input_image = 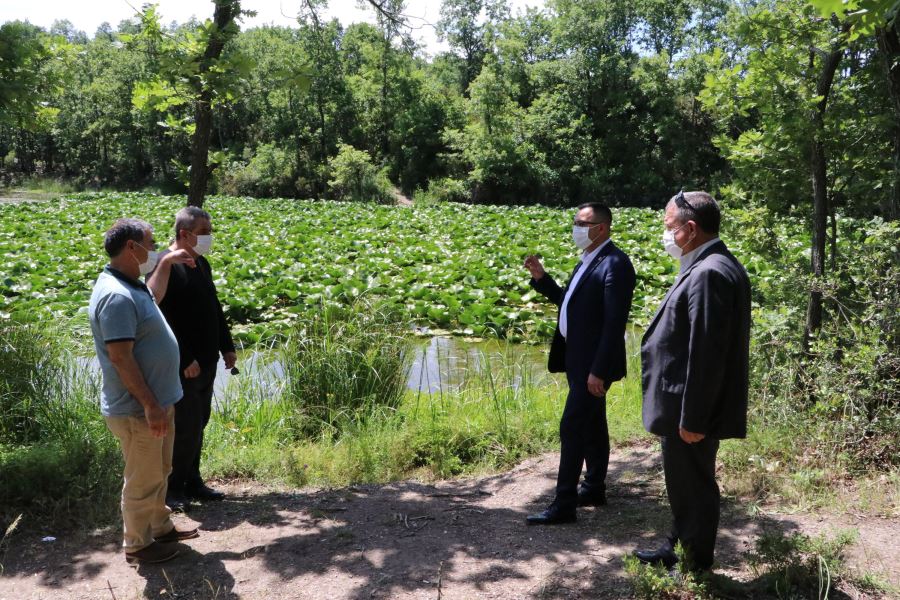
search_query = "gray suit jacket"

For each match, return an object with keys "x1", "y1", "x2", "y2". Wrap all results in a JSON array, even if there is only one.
[{"x1": 640, "y1": 240, "x2": 751, "y2": 439}]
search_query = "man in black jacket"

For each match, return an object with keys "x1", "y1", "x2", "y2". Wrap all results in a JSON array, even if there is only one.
[
  {"x1": 523, "y1": 202, "x2": 636, "y2": 524},
  {"x1": 148, "y1": 206, "x2": 236, "y2": 511},
  {"x1": 634, "y1": 191, "x2": 751, "y2": 572}
]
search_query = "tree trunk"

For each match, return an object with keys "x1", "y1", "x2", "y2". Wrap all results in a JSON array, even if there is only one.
[
  {"x1": 829, "y1": 202, "x2": 837, "y2": 271},
  {"x1": 804, "y1": 44, "x2": 845, "y2": 347},
  {"x1": 877, "y1": 22, "x2": 900, "y2": 220},
  {"x1": 187, "y1": 0, "x2": 239, "y2": 208},
  {"x1": 380, "y1": 33, "x2": 391, "y2": 158}
]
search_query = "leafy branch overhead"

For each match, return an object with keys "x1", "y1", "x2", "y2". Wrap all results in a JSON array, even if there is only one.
[{"x1": 809, "y1": 0, "x2": 900, "y2": 38}]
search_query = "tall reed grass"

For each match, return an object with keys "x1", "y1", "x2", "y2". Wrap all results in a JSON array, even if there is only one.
[
  {"x1": 280, "y1": 300, "x2": 410, "y2": 437},
  {"x1": 0, "y1": 321, "x2": 120, "y2": 528}
]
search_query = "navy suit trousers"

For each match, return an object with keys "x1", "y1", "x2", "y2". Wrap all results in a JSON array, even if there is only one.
[{"x1": 555, "y1": 372, "x2": 609, "y2": 509}]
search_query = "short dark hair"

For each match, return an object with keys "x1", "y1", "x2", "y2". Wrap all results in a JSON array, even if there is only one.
[
  {"x1": 104, "y1": 218, "x2": 151, "y2": 257},
  {"x1": 576, "y1": 202, "x2": 613, "y2": 225},
  {"x1": 174, "y1": 206, "x2": 211, "y2": 238},
  {"x1": 669, "y1": 191, "x2": 720, "y2": 235}
]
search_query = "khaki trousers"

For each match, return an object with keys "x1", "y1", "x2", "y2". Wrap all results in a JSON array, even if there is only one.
[{"x1": 105, "y1": 406, "x2": 176, "y2": 552}]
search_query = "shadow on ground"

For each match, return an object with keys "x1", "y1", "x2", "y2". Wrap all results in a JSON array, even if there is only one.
[{"x1": 0, "y1": 446, "x2": 844, "y2": 599}]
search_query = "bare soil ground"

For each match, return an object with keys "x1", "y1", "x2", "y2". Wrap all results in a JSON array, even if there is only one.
[{"x1": 1, "y1": 444, "x2": 897, "y2": 599}]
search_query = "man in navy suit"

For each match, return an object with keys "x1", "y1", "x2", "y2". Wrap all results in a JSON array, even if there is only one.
[
  {"x1": 523, "y1": 202, "x2": 636, "y2": 524},
  {"x1": 634, "y1": 191, "x2": 751, "y2": 571}
]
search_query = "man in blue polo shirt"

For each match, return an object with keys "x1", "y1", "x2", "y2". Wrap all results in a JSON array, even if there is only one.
[{"x1": 88, "y1": 218, "x2": 199, "y2": 564}]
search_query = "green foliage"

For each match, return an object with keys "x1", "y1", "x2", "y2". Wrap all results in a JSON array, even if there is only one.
[
  {"x1": 0, "y1": 321, "x2": 120, "y2": 528},
  {"x1": 0, "y1": 0, "x2": 826, "y2": 208},
  {"x1": 219, "y1": 143, "x2": 297, "y2": 197},
  {"x1": 280, "y1": 300, "x2": 411, "y2": 437},
  {"x1": 809, "y1": 0, "x2": 900, "y2": 39},
  {"x1": 699, "y1": 0, "x2": 893, "y2": 216},
  {"x1": 739, "y1": 215, "x2": 900, "y2": 470},
  {"x1": 747, "y1": 529, "x2": 859, "y2": 598},
  {"x1": 624, "y1": 548, "x2": 713, "y2": 600},
  {"x1": 413, "y1": 177, "x2": 470, "y2": 204},
  {"x1": 0, "y1": 21, "x2": 56, "y2": 129},
  {"x1": 327, "y1": 144, "x2": 394, "y2": 203},
  {"x1": 0, "y1": 437, "x2": 120, "y2": 527}
]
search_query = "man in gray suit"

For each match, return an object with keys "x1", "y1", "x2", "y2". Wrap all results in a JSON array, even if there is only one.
[{"x1": 633, "y1": 191, "x2": 751, "y2": 572}]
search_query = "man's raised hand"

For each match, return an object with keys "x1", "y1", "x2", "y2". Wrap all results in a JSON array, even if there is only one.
[{"x1": 524, "y1": 255, "x2": 546, "y2": 280}]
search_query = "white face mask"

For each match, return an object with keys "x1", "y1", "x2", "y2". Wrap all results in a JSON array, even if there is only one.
[
  {"x1": 192, "y1": 234, "x2": 213, "y2": 256},
  {"x1": 662, "y1": 224, "x2": 690, "y2": 259},
  {"x1": 572, "y1": 225, "x2": 593, "y2": 250},
  {"x1": 136, "y1": 246, "x2": 159, "y2": 275}
]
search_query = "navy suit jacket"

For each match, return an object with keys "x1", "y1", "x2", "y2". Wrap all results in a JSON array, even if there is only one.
[
  {"x1": 640, "y1": 240, "x2": 751, "y2": 439},
  {"x1": 531, "y1": 240, "x2": 636, "y2": 382}
]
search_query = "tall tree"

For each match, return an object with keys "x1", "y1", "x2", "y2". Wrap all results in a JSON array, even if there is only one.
[
  {"x1": 127, "y1": 1, "x2": 249, "y2": 207},
  {"x1": 437, "y1": 0, "x2": 509, "y2": 95},
  {"x1": 808, "y1": 0, "x2": 900, "y2": 218},
  {"x1": 806, "y1": 25, "x2": 847, "y2": 341},
  {"x1": 187, "y1": 0, "x2": 244, "y2": 207},
  {"x1": 700, "y1": 0, "x2": 890, "y2": 348},
  {"x1": 0, "y1": 21, "x2": 58, "y2": 174}
]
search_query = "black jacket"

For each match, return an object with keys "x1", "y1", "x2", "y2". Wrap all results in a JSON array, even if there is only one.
[{"x1": 155, "y1": 252, "x2": 235, "y2": 370}]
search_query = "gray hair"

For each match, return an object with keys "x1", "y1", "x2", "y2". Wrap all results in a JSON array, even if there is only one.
[
  {"x1": 174, "y1": 206, "x2": 211, "y2": 238},
  {"x1": 667, "y1": 191, "x2": 720, "y2": 235},
  {"x1": 104, "y1": 218, "x2": 151, "y2": 257}
]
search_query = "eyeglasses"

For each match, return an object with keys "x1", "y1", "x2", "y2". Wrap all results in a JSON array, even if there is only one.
[
  {"x1": 136, "y1": 241, "x2": 158, "y2": 252},
  {"x1": 673, "y1": 189, "x2": 697, "y2": 213},
  {"x1": 573, "y1": 220, "x2": 606, "y2": 227}
]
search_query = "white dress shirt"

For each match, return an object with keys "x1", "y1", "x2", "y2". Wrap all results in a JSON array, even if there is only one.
[
  {"x1": 679, "y1": 237, "x2": 720, "y2": 274},
  {"x1": 559, "y1": 238, "x2": 611, "y2": 340}
]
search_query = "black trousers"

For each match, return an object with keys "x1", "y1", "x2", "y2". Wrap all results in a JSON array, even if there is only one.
[
  {"x1": 168, "y1": 364, "x2": 217, "y2": 495},
  {"x1": 661, "y1": 435, "x2": 721, "y2": 570},
  {"x1": 554, "y1": 373, "x2": 609, "y2": 510}
]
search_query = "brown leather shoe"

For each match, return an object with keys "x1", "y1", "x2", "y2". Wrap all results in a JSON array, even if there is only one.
[
  {"x1": 125, "y1": 541, "x2": 179, "y2": 564},
  {"x1": 155, "y1": 526, "x2": 200, "y2": 543}
]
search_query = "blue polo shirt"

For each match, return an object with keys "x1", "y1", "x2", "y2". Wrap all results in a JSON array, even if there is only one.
[{"x1": 88, "y1": 266, "x2": 182, "y2": 417}]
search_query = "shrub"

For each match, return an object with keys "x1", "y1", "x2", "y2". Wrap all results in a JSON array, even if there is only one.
[
  {"x1": 0, "y1": 437, "x2": 120, "y2": 527},
  {"x1": 327, "y1": 144, "x2": 394, "y2": 203},
  {"x1": 219, "y1": 143, "x2": 296, "y2": 198},
  {"x1": 412, "y1": 177, "x2": 470, "y2": 204},
  {"x1": 744, "y1": 217, "x2": 900, "y2": 470}
]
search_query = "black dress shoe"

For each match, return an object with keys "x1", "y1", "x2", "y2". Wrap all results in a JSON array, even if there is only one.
[
  {"x1": 633, "y1": 547, "x2": 678, "y2": 569},
  {"x1": 166, "y1": 494, "x2": 190, "y2": 513},
  {"x1": 577, "y1": 491, "x2": 607, "y2": 507},
  {"x1": 185, "y1": 483, "x2": 225, "y2": 501},
  {"x1": 525, "y1": 503, "x2": 577, "y2": 525}
]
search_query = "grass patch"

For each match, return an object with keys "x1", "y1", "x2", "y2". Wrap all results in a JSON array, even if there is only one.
[
  {"x1": 624, "y1": 544, "x2": 717, "y2": 600},
  {"x1": 0, "y1": 321, "x2": 120, "y2": 531},
  {"x1": 624, "y1": 530, "x2": 886, "y2": 599},
  {"x1": 746, "y1": 529, "x2": 870, "y2": 598},
  {"x1": 204, "y1": 317, "x2": 647, "y2": 487},
  {"x1": 719, "y1": 422, "x2": 900, "y2": 516},
  {"x1": 280, "y1": 300, "x2": 410, "y2": 437}
]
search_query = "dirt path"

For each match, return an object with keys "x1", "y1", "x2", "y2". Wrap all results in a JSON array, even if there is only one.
[{"x1": 1, "y1": 445, "x2": 897, "y2": 599}]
